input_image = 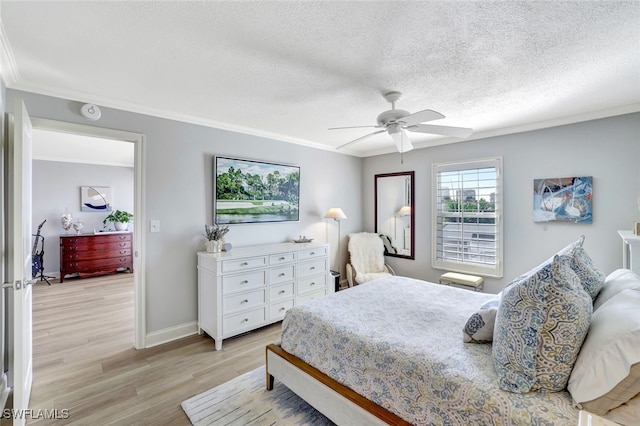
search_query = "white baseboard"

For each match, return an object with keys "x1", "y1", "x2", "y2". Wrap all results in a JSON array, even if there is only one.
[{"x1": 144, "y1": 321, "x2": 199, "y2": 348}]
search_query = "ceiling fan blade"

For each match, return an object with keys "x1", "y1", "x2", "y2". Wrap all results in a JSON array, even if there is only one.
[
  {"x1": 408, "y1": 124, "x2": 473, "y2": 138},
  {"x1": 400, "y1": 109, "x2": 445, "y2": 127},
  {"x1": 329, "y1": 125, "x2": 380, "y2": 130},
  {"x1": 335, "y1": 129, "x2": 386, "y2": 150},
  {"x1": 389, "y1": 129, "x2": 414, "y2": 153}
]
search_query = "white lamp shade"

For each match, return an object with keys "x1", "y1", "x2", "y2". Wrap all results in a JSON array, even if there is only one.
[
  {"x1": 324, "y1": 207, "x2": 347, "y2": 220},
  {"x1": 397, "y1": 205, "x2": 411, "y2": 216}
]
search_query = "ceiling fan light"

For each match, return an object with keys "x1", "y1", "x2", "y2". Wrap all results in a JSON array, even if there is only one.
[{"x1": 389, "y1": 129, "x2": 413, "y2": 153}]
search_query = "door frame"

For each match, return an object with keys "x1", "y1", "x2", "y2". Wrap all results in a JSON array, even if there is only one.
[{"x1": 30, "y1": 117, "x2": 146, "y2": 349}]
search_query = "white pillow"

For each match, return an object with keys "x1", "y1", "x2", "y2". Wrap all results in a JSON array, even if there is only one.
[
  {"x1": 593, "y1": 269, "x2": 640, "y2": 310},
  {"x1": 462, "y1": 297, "x2": 500, "y2": 343},
  {"x1": 568, "y1": 288, "x2": 640, "y2": 414}
]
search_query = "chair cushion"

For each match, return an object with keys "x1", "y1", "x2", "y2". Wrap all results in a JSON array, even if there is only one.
[{"x1": 441, "y1": 272, "x2": 484, "y2": 287}]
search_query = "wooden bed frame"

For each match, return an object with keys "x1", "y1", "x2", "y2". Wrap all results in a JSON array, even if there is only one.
[{"x1": 266, "y1": 343, "x2": 411, "y2": 425}]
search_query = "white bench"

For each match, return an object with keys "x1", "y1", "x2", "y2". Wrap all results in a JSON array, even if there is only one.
[{"x1": 439, "y1": 272, "x2": 484, "y2": 292}]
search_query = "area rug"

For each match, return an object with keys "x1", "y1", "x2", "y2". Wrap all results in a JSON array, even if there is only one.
[{"x1": 181, "y1": 366, "x2": 334, "y2": 425}]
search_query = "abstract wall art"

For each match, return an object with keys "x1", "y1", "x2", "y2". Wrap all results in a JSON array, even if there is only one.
[{"x1": 533, "y1": 176, "x2": 592, "y2": 223}]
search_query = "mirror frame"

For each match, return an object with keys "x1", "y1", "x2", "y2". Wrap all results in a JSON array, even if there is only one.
[{"x1": 374, "y1": 171, "x2": 415, "y2": 260}]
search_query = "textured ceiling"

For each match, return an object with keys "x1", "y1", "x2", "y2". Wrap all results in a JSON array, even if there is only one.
[{"x1": 1, "y1": 1, "x2": 639, "y2": 157}]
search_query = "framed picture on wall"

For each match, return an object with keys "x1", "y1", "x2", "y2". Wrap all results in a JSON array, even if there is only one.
[
  {"x1": 214, "y1": 156, "x2": 300, "y2": 224},
  {"x1": 80, "y1": 186, "x2": 112, "y2": 212},
  {"x1": 533, "y1": 176, "x2": 592, "y2": 223}
]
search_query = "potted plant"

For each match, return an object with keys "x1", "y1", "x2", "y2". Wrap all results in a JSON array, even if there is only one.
[
  {"x1": 103, "y1": 210, "x2": 134, "y2": 231},
  {"x1": 204, "y1": 224, "x2": 229, "y2": 252}
]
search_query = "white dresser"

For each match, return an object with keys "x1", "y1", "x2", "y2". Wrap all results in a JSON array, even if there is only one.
[{"x1": 197, "y1": 242, "x2": 332, "y2": 350}]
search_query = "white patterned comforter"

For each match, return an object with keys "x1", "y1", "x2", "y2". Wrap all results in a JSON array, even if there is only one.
[{"x1": 281, "y1": 276, "x2": 579, "y2": 425}]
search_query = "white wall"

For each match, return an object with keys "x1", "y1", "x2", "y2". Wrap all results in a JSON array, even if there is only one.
[
  {"x1": 32, "y1": 160, "x2": 134, "y2": 276},
  {"x1": 7, "y1": 89, "x2": 363, "y2": 336},
  {"x1": 363, "y1": 113, "x2": 640, "y2": 294}
]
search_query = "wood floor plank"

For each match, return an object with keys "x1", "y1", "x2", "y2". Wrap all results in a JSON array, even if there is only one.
[{"x1": 2, "y1": 273, "x2": 283, "y2": 425}]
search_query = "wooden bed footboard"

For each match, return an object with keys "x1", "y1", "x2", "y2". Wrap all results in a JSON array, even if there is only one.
[{"x1": 265, "y1": 344, "x2": 410, "y2": 426}]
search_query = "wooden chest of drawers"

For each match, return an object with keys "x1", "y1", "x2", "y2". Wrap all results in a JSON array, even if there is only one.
[
  {"x1": 59, "y1": 233, "x2": 133, "y2": 282},
  {"x1": 197, "y1": 242, "x2": 332, "y2": 350}
]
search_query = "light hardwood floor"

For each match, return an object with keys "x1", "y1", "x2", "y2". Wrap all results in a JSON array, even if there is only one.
[{"x1": 14, "y1": 273, "x2": 282, "y2": 425}]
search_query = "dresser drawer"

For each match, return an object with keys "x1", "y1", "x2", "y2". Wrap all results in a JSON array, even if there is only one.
[
  {"x1": 63, "y1": 256, "x2": 132, "y2": 271},
  {"x1": 298, "y1": 258, "x2": 327, "y2": 278},
  {"x1": 270, "y1": 299, "x2": 294, "y2": 321},
  {"x1": 297, "y1": 246, "x2": 327, "y2": 260},
  {"x1": 297, "y1": 289, "x2": 327, "y2": 304},
  {"x1": 223, "y1": 289, "x2": 265, "y2": 314},
  {"x1": 269, "y1": 252, "x2": 295, "y2": 265},
  {"x1": 61, "y1": 241, "x2": 131, "y2": 252},
  {"x1": 62, "y1": 248, "x2": 131, "y2": 261},
  {"x1": 222, "y1": 256, "x2": 267, "y2": 273},
  {"x1": 270, "y1": 265, "x2": 295, "y2": 284},
  {"x1": 222, "y1": 271, "x2": 266, "y2": 294},
  {"x1": 270, "y1": 282, "x2": 294, "y2": 301},
  {"x1": 298, "y1": 274, "x2": 326, "y2": 295},
  {"x1": 223, "y1": 308, "x2": 266, "y2": 335}
]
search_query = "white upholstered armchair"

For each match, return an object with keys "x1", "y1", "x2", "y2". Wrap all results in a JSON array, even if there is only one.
[{"x1": 345, "y1": 232, "x2": 395, "y2": 287}]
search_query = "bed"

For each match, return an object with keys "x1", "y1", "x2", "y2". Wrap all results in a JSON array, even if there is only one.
[
  {"x1": 266, "y1": 269, "x2": 640, "y2": 425},
  {"x1": 267, "y1": 276, "x2": 580, "y2": 425}
]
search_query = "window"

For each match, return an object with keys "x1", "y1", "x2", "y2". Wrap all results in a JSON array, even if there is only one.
[{"x1": 432, "y1": 158, "x2": 503, "y2": 277}]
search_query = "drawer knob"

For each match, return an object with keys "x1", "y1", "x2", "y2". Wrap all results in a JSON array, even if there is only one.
[
  {"x1": 241, "y1": 299, "x2": 248, "y2": 304},
  {"x1": 310, "y1": 266, "x2": 315, "y2": 270},
  {"x1": 279, "y1": 257, "x2": 285, "y2": 260},
  {"x1": 279, "y1": 290, "x2": 285, "y2": 294},
  {"x1": 242, "y1": 318, "x2": 249, "y2": 323},
  {"x1": 279, "y1": 273, "x2": 285, "y2": 277},
  {"x1": 310, "y1": 282, "x2": 316, "y2": 286},
  {"x1": 310, "y1": 252, "x2": 315, "y2": 255},
  {"x1": 279, "y1": 307, "x2": 285, "y2": 312},
  {"x1": 241, "y1": 262, "x2": 249, "y2": 266}
]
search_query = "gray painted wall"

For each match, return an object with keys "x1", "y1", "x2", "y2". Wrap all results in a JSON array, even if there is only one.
[
  {"x1": 363, "y1": 113, "x2": 640, "y2": 294},
  {"x1": 32, "y1": 160, "x2": 134, "y2": 276},
  {"x1": 7, "y1": 89, "x2": 362, "y2": 335},
  {"x1": 7, "y1": 89, "x2": 639, "y2": 340}
]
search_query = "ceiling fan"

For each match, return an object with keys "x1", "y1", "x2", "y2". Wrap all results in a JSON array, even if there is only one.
[{"x1": 330, "y1": 91, "x2": 473, "y2": 153}]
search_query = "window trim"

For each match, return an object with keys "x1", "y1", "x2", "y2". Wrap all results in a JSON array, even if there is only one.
[{"x1": 431, "y1": 157, "x2": 503, "y2": 278}]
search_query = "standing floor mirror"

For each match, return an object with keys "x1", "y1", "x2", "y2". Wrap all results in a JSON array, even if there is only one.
[{"x1": 375, "y1": 171, "x2": 415, "y2": 259}]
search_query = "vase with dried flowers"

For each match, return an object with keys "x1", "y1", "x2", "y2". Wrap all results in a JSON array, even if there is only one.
[{"x1": 204, "y1": 224, "x2": 229, "y2": 252}]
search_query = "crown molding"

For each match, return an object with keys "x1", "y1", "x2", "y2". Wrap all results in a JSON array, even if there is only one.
[{"x1": 0, "y1": 17, "x2": 19, "y2": 86}]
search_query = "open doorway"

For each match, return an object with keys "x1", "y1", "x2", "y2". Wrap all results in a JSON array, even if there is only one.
[{"x1": 29, "y1": 118, "x2": 145, "y2": 349}]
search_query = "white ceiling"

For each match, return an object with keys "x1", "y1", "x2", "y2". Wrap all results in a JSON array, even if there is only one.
[
  {"x1": 2, "y1": 1, "x2": 639, "y2": 157},
  {"x1": 32, "y1": 129, "x2": 134, "y2": 168}
]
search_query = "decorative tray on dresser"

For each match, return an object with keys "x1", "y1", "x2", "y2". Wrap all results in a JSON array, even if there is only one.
[
  {"x1": 197, "y1": 242, "x2": 332, "y2": 350},
  {"x1": 59, "y1": 232, "x2": 133, "y2": 283}
]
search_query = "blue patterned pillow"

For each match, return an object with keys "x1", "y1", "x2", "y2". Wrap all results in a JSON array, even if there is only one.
[
  {"x1": 571, "y1": 246, "x2": 605, "y2": 299},
  {"x1": 534, "y1": 255, "x2": 592, "y2": 391},
  {"x1": 493, "y1": 255, "x2": 592, "y2": 393}
]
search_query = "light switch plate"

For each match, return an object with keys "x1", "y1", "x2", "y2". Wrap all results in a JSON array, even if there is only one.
[{"x1": 150, "y1": 220, "x2": 160, "y2": 233}]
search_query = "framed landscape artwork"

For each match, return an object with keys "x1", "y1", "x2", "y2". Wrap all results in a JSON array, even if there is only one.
[
  {"x1": 533, "y1": 176, "x2": 592, "y2": 223},
  {"x1": 214, "y1": 156, "x2": 300, "y2": 224}
]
